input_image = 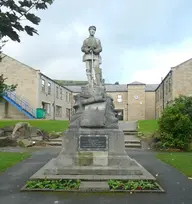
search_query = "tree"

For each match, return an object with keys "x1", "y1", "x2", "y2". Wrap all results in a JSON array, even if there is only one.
[
  {"x1": 0, "y1": 0, "x2": 54, "y2": 59},
  {"x1": 0, "y1": 74, "x2": 17, "y2": 96},
  {"x1": 114, "y1": 82, "x2": 119, "y2": 85},
  {"x1": 158, "y1": 95, "x2": 192, "y2": 150}
]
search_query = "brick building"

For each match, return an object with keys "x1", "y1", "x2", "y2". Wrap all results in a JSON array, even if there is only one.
[{"x1": 0, "y1": 54, "x2": 192, "y2": 121}]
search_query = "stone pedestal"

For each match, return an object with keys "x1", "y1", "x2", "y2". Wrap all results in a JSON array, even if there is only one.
[
  {"x1": 44, "y1": 128, "x2": 140, "y2": 175},
  {"x1": 30, "y1": 128, "x2": 155, "y2": 181},
  {"x1": 29, "y1": 85, "x2": 155, "y2": 182}
]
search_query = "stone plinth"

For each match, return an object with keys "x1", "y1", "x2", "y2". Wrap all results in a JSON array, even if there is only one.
[{"x1": 30, "y1": 128, "x2": 155, "y2": 181}]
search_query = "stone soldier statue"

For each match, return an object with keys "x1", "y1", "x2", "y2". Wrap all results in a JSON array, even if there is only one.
[{"x1": 81, "y1": 26, "x2": 103, "y2": 87}]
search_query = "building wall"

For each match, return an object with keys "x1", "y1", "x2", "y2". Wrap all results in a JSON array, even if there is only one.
[
  {"x1": 155, "y1": 72, "x2": 173, "y2": 118},
  {"x1": 0, "y1": 98, "x2": 28, "y2": 119},
  {"x1": 0, "y1": 55, "x2": 39, "y2": 110},
  {"x1": 145, "y1": 92, "x2": 156, "y2": 120},
  {"x1": 172, "y1": 59, "x2": 192, "y2": 99},
  {"x1": 0, "y1": 99, "x2": 5, "y2": 119},
  {"x1": 39, "y1": 74, "x2": 72, "y2": 120},
  {"x1": 107, "y1": 91, "x2": 128, "y2": 120},
  {"x1": 155, "y1": 58, "x2": 192, "y2": 119},
  {"x1": 127, "y1": 85, "x2": 145, "y2": 121},
  {"x1": 70, "y1": 88, "x2": 156, "y2": 121}
]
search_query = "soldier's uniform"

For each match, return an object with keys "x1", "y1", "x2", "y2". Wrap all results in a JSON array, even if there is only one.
[{"x1": 81, "y1": 29, "x2": 102, "y2": 87}]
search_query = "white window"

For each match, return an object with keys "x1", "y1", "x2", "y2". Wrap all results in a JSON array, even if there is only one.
[
  {"x1": 41, "y1": 79, "x2": 45, "y2": 92},
  {"x1": 48, "y1": 82, "x2": 51, "y2": 95},
  {"x1": 117, "y1": 95, "x2": 122, "y2": 102},
  {"x1": 60, "y1": 88, "x2": 62, "y2": 99}
]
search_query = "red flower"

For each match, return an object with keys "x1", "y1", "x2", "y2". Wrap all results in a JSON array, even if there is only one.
[{"x1": 138, "y1": 186, "x2": 142, "y2": 190}]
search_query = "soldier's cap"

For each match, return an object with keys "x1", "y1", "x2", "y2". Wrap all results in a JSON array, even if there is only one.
[{"x1": 89, "y1": 26, "x2": 96, "y2": 31}]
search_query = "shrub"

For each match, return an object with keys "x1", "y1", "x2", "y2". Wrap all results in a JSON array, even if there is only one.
[{"x1": 158, "y1": 96, "x2": 192, "y2": 150}]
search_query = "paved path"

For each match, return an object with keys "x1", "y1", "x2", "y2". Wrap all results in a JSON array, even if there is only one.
[
  {"x1": 119, "y1": 121, "x2": 137, "y2": 131},
  {"x1": 0, "y1": 148, "x2": 192, "y2": 204}
]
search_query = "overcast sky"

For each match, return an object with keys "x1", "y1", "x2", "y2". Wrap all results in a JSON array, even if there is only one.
[{"x1": 3, "y1": 0, "x2": 192, "y2": 84}]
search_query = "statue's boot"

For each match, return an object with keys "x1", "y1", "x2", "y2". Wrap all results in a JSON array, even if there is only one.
[{"x1": 86, "y1": 74, "x2": 93, "y2": 87}]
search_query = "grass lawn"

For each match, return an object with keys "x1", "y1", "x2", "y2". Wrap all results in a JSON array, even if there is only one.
[
  {"x1": 0, "y1": 120, "x2": 69, "y2": 133},
  {"x1": 157, "y1": 152, "x2": 192, "y2": 177},
  {"x1": 138, "y1": 120, "x2": 158, "y2": 135},
  {"x1": 0, "y1": 152, "x2": 31, "y2": 172}
]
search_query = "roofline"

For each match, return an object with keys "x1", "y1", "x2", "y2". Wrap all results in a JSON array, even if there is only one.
[
  {"x1": 40, "y1": 73, "x2": 72, "y2": 92},
  {"x1": 155, "y1": 57, "x2": 192, "y2": 91},
  {"x1": 66, "y1": 89, "x2": 156, "y2": 93},
  {"x1": 106, "y1": 91, "x2": 127, "y2": 93},
  {"x1": 171, "y1": 57, "x2": 192, "y2": 69},
  {"x1": 155, "y1": 70, "x2": 172, "y2": 91},
  {"x1": 1, "y1": 53, "x2": 40, "y2": 72},
  {"x1": 145, "y1": 90, "x2": 156, "y2": 92},
  {"x1": 127, "y1": 83, "x2": 146, "y2": 86}
]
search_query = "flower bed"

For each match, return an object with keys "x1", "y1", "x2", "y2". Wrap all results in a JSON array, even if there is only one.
[
  {"x1": 25, "y1": 179, "x2": 81, "y2": 190},
  {"x1": 22, "y1": 179, "x2": 164, "y2": 193},
  {"x1": 108, "y1": 180, "x2": 161, "y2": 191}
]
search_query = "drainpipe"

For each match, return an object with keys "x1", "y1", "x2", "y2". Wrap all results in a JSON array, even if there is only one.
[
  {"x1": 53, "y1": 82, "x2": 55, "y2": 120},
  {"x1": 162, "y1": 81, "x2": 165, "y2": 110},
  {"x1": 155, "y1": 91, "x2": 156, "y2": 119}
]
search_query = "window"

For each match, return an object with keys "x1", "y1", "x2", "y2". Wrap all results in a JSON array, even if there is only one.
[
  {"x1": 56, "y1": 106, "x2": 62, "y2": 117},
  {"x1": 168, "y1": 77, "x2": 172, "y2": 92},
  {"x1": 165, "y1": 81, "x2": 168, "y2": 95},
  {"x1": 66, "y1": 92, "x2": 68, "y2": 102},
  {"x1": 160, "y1": 86, "x2": 163, "y2": 99},
  {"x1": 117, "y1": 94, "x2": 122, "y2": 102},
  {"x1": 69, "y1": 93, "x2": 71, "y2": 102},
  {"x1": 41, "y1": 79, "x2": 45, "y2": 92},
  {"x1": 56, "y1": 86, "x2": 59, "y2": 98},
  {"x1": 42, "y1": 102, "x2": 51, "y2": 115},
  {"x1": 60, "y1": 88, "x2": 62, "y2": 99},
  {"x1": 156, "y1": 90, "x2": 159, "y2": 102},
  {"x1": 66, "y1": 108, "x2": 70, "y2": 119},
  {"x1": 48, "y1": 82, "x2": 51, "y2": 95}
]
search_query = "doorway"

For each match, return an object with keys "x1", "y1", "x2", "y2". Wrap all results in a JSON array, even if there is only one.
[{"x1": 115, "y1": 109, "x2": 124, "y2": 120}]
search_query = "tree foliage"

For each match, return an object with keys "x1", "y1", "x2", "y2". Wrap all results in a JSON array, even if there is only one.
[
  {"x1": 0, "y1": 0, "x2": 54, "y2": 42},
  {"x1": 0, "y1": 74, "x2": 17, "y2": 95},
  {"x1": 158, "y1": 95, "x2": 192, "y2": 150},
  {"x1": 0, "y1": 0, "x2": 54, "y2": 58}
]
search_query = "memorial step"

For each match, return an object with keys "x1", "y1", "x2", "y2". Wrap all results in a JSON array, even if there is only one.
[
  {"x1": 125, "y1": 140, "x2": 141, "y2": 144},
  {"x1": 125, "y1": 143, "x2": 142, "y2": 148},
  {"x1": 49, "y1": 139, "x2": 62, "y2": 142},
  {"x1": 123, "y1": 131, "x2": 138, "y2": 136},
  {"x1": 46, "y1": 141, "x2": 62, "y2": 146}
]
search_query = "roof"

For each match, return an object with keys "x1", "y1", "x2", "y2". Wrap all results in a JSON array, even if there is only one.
[
  {"x1": 171, "y1": 57, "x2": 192, "y2": 69},
  {"x1": 64, "y1": 84, "x2": 159, "y2": 93},
  {"x1": 155, "y1": 57, "x2": 192, "y2": 91},
  {"x1": 127, "y1": 81, "x2": 146, "y2": 85},
  {"x1": 1, "y1": 53, "x2": 40, "y2": 72},
  {"x1": 40, "y1": 73, "x2": 72, "y2": 92}
]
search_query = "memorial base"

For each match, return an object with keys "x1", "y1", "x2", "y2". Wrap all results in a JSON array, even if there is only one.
[{"x1": 29, "y1": 128, "x2": 156, "y2": 181}]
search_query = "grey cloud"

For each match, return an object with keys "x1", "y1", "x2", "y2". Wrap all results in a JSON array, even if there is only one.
[{"x1": 3, "y1": 0, "x2": 192, "y2": 83}]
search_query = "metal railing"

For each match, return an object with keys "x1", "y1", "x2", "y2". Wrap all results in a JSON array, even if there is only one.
[{"x1": 4, "y1": 91, "x2": 35, "y2": 117}]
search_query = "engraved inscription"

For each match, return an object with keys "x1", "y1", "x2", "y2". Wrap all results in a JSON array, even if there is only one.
[{"x1": 79, "y1": 135, "x2": 108, "y2": 151}]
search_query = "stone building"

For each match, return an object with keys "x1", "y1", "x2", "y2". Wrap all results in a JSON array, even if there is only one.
[
  {"x1": 1, "y1": 54, "x2": 192, "y2": 121},
  {"x1": 155, "y1": 58, "x2": 192, "y2": 118},
  {"x1": 65, "y1": 82, "x2": 158, "y2": 121},
  {"x1": 0, "y1": 54, "x2": 72, "y2": 120}
]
